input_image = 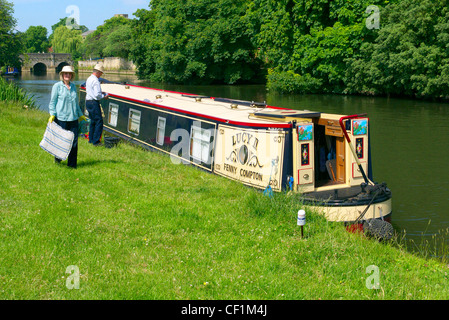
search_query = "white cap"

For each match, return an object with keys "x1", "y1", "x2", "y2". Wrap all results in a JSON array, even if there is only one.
[{"x1": 297, "y1": 209, "x2": 306, "y2": 226}]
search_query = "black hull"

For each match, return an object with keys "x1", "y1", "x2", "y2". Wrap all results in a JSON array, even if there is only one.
[{"x1": 79, "y1": 87, "x2": 293, "y2": 189}]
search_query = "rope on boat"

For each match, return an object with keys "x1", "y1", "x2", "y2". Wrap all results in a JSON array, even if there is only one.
[{"x1": 354, "y1": 189, "x2": 380, "y2": 224}]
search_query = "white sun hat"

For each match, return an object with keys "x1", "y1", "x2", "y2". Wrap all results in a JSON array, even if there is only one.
[
  {"x1": 93, "y1": 63, "x2": 105, "y2": 74},
  {"x1": 59, "y1": 65, "x2": 75, "y2": 80}
]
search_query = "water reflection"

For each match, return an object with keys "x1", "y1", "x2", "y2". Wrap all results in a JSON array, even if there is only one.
[{"x1": 12, "y1": 73, "x2": 449, "y2": 252}]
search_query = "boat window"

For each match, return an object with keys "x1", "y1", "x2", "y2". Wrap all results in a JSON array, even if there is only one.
[
  {"x1": 128, "y1": 109, "x2": 141, "y2": 135},
  {"x1": 156, "y1": 116, "x2": 166, "y2": 146},
  {"x1": 108, "y1": 103, "x2": 119, "y2": 127},
  {"x1": 190, "y1": 125, "x2": 211, "y2": 163}
]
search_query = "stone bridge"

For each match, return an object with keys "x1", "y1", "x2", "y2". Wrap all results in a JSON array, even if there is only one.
[{"x1": 20, "y1": 53, "x2": 73, "y2": 73}]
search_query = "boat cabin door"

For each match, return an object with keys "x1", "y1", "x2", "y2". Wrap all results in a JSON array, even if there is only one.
[{"x1": 293, "y1": 122, "x2": 315, "y2": 193}]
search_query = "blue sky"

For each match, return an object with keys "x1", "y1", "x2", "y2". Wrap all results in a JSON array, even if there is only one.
[{"x1": 10, "y1": 0, "x2": 150, "y2": 35}]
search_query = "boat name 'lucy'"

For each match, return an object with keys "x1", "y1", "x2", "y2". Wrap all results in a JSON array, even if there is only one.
[
  {"x1": 214, "y1": 125, "x2": 285, "y2": 191},
  {"x1": 232, "y1": 132, "x2": 259, "y2": 150}
]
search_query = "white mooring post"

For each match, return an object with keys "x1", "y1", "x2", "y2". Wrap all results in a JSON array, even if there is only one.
[{"x1": 297, "y1": 209, "x2": 306, "y2": 238}]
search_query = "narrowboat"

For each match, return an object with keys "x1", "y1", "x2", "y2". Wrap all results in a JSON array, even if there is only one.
[
  {"x1": 79, "y1": 80, "x2": 392, "y2": 223},
  {"x1": 2, "y1": 67, "x2": 19, "y2": 77}
]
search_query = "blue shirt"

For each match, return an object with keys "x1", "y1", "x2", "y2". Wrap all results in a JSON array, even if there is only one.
[
  {"x1": 49, "y1": 81, "x2": 83, "y2": 121},
  {"x1": 85, "y1": 74, "x2": 107, "y2": 101}
]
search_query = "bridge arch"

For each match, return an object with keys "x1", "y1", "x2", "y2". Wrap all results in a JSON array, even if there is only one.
[
  {"x1": 56, "y1": 62, "x2": 70, "y2": 73},
  {"x1": 32, "y1": 62, "x2": 47, "y2": 75}
]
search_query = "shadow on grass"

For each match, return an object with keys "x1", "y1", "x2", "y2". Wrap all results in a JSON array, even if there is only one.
[
  {"x1": 55, "y1": 159, "x2": 122, "y2": 168},
  {"x1": 77, "y1": 159, "x2": 122, "y2": 168}
]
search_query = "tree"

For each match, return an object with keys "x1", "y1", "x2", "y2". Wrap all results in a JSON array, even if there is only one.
[
  {"x1": 131, "y1": 0, "x2": 262, "y2": 84},
  {"x1": 103, "y1": 24, "x2": 133, "y2": 58},
  {"x1": 128, "y1": 0, "x2": 449, "y2": 99},
  {"x1": 129, "y1": 8, "x2": 157, "y2": 79},
  {"x1": 51, "y1": 25, "x2": 83, "y2": 59},
  {"x1": 0, "y1": 0, "x2": 23, "y2": 68},
  {"x1": 51, "y1": 17, "x2": 88, "y2": 33},
  {"x1": 23, "y1": 26, "x2": 50, "y2": 53},
  {"x1": 286, "y1": 22, "x2": 366, "y2": 93},
  {"x1": 49, "y1": 17, "x2": 88, "y2": 46},
  {"x1": 246, "y1": 0, "x2": 296, "y2": 70},
  {"x1": 81, "y1": 16, "x2": 132, "y2": 59},
  {"x1": 258, "y1": 0, "x2": 396, "y2": 93},
  {"x1": 345, "y1": 0, "x2": 449, "y2": 99}
]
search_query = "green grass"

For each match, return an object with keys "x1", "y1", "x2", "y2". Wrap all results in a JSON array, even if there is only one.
[{"x1": 1, "y1": 101, "x2": 449, "y2": 300}]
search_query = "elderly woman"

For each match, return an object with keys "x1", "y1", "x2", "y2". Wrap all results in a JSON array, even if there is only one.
[{"x1": 48, "y1": 65, "x2": 86, "y2": 169}]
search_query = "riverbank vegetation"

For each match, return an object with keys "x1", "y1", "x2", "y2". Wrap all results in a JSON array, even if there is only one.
[
  {"x1": 129, "y1": 0, "x2": 449, "y2": 100},
  {"x1": 0, "y1": 77, "x2": 37, "y2": 109},
  {"x1": 3, "y1": 0, "x2": 449, "y2": 98},
  {"x1": 1, "y1": 100, "x2": 449, "y2": 299}
]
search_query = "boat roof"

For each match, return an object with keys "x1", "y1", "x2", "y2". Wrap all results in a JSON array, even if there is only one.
[{"x1": 97, "y1": 83, "x2": 322, "y2": 128}]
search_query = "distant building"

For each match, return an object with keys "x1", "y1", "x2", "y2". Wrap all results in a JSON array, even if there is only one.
[
  {"x1": 114, "y1": 14, "x2": 129, "y2": 19},
  {"x1": 81, "y1": 30, "x2": 95, "y2": 40}
]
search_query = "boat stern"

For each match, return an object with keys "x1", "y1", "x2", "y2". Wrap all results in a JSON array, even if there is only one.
[{"x1": 303, "y1": 182, "x2": 392, "y2": 222}]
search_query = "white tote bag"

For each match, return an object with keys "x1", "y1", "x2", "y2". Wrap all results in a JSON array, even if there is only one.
[{"x1": 39, "y1": 121, "x2": 74, "y2": 161}]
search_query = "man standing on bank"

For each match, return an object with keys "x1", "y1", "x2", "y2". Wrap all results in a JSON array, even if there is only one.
[{"x1": 86, "y1": 63, "x2": 109, "y2": 146}]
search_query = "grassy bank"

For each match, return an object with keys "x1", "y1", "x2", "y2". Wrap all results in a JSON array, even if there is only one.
[{"x1": 1, "y1": 101, "x2": 448, "y2": 300}]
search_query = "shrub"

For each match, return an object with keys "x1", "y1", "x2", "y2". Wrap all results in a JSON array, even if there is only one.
[{"x1": 266, "y1": 69, "x2": 323, "y2": 94}]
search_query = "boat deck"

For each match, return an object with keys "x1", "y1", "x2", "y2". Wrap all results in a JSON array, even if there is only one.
[{"x1": 99, "y1": 83, "x2": 319, "y2": 127}]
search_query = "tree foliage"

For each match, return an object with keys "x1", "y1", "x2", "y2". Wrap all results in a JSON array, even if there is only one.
[
  {"x1": 131, "y1": 0, "x2": 262, "y2": 84},
  {"x1": 346, "y1": 0, "x2": 449, "y2": 98},
  {"x1": 129, "y1": 8, "x2": 157, "y2": 79},
  {"x1": 4, "y1": 0, "x2": 449, "y2": 98},
  {"x1": 50, "y1": 17, "x2": 89, "y2": 34},
  {"x1": 48, "y1": 17, "x2": 88, "y2": 49},
  {"x1": 51, "y1": 25, "x2": 83, "y2": 59},
  {"x1": 81, "y1": 16, "x2": 133, "y2": 59},
  {"x1": 251, "y1": 0, "x2": 392, "y2": 93},
  {"x1": 23, "y1": 26, "x2": 50, "y2": 53},
  {"x1": 0, "y1": 0, "x2": 23, "y2": 68}
]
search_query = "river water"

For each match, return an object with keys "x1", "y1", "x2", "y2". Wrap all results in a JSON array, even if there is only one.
[{"x1": 11, "y1": 72, "x2": 449, "y2": 253}]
